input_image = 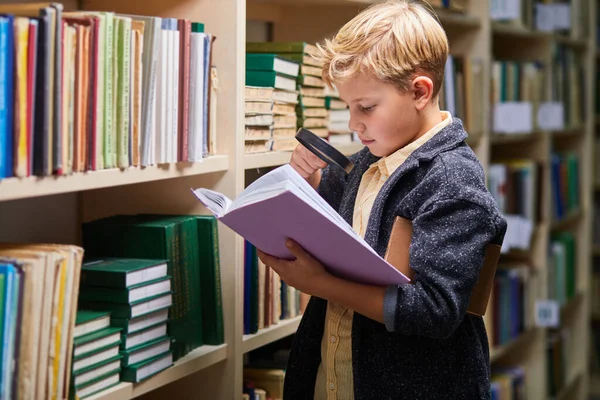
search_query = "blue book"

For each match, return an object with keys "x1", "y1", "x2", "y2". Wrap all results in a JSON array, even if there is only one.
[{"x1": 0, "y1": 16, "x2": 14, "y2": 179}]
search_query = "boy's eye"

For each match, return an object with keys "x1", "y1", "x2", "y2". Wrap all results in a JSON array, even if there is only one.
[{"x1": 359, "y1": 105, "x2": 376, "y2": 112}]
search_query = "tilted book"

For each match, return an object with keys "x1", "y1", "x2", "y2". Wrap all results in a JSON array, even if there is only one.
[{"x1": 192, "y1": 164, "x2": 410, "y2": 287}]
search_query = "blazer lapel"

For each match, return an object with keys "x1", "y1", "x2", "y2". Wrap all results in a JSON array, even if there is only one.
[{"x1": 363, "y1": 119, "x2": 469, "y2": 247}]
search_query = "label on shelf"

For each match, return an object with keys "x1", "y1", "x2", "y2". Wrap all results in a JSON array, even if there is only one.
[
  {"x1": 493, "y1": 102, "x2": 533, "y2": 134},
  {"x1": 535, "y1": 300, "x2": 560, "y2": 328},
  {"x1": 537, "y1": 102, "x2": 565, "y2": 131}
]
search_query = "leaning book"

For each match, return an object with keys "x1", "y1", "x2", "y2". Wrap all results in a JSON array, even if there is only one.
[{"x1": 191, "y1": 163, "x2": 410, "y2": 286}]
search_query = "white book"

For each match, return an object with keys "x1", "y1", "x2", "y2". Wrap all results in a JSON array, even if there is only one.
[
  {"x1": 172, "y1": 21, "x2": 180, "y2": 163},
  {"x1": 189, "y1": 32, "x2": 206, "y2": 162}
]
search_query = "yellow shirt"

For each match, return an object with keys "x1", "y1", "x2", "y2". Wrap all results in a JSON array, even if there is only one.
[{"x1": 313, "y1": 111, "x2": 453, "y2": 400}]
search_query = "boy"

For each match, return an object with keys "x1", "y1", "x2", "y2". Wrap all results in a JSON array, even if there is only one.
[{"x1": 257, "y1": 1, "x2": 507, "y2": 399}]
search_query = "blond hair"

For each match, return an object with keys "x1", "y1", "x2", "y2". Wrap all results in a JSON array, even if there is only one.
[{"x1": 316, "y1": 0, "x2": 449, "y2": 97}]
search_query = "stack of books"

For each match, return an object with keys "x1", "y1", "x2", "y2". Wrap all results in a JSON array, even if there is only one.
[
  {"x1": 246, "y1": 42, "x2": 328, "y2": 150},
  {"x1": 69, "y1": 310, "x2": 123, "y2": 398},
  {"x1": 81, "y1": 214, "x2": 225, "y2": 363},
  {"x1": 324, "y1": 85, "x2": 353, "y2": 145},
  {"x1": 76, "y1": 258, "x2": 174, "y2": 385},
  {"x1": 244, "y1": 51, "x2": 301, "y2": 154}
]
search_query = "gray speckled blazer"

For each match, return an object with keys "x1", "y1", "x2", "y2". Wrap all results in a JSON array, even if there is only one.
[{"x1": 283, "y1": 118, "x2": 508, "y2": 400}]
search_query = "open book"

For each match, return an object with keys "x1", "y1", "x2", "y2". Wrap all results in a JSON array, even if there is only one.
[{"x1": 191, "y1": 164, "x2": 410, "y2": 286}]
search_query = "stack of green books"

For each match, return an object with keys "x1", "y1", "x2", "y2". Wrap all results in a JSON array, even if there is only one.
[
  {"x1": 69, "y1": 310, "x2": 123, "y2": 399},
  {"x1": 80, "y1": 214, "x2": 225, "y2": 363},
  {"x1": 77, "y1": 258, "x2": 174, "y2": 383},
  {"x1": 324, "y1": 84, "x2": 353, "y2": 145},
  {"x1": 245, "y1": 49, "x2": 301, "y2": 152},
  {"x1": 247, "y1": 42, "x2": 329, "y2": 141}
]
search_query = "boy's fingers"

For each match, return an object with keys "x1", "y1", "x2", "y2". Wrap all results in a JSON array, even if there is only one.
[{"x1": 286, "y1": 239, "x2": 311, "y2": 261}]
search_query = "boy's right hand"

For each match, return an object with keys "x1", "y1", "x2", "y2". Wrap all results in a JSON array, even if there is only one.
[{"x1": 290, "y1": 144, "x2": 328, "y2": 188}]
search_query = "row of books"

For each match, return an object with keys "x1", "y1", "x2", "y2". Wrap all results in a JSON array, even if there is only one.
[
  {"x1": 551, "y1": 151, "x2": 580, "y2": 223},
  {"x1": 491, "y1": 0, "x2": 589, "y2": 38},
  {"x1": 0, "y1": 3, "x2": 217, "y2": 180},
  {"x1": 71, "y1": 260, "x2": 174, "y2": 398},
  {"x1": 243, "y1": 241, "x2": 308, "y2": 335},
  {"x1": 0, "y1": 243, "x2": 83, "y2": 400},
  {"x1": 490, "y1": 365, "x2": 525, "y2": 399},
  {"x1": 490, "y1": 264, "x2": 532, "y2": 347},
  {"x1": 491, "y1": 59, "x2": 548, "y2": 134},
  {"x1": 440, "y1": 55, "x2": 485, "y2": 136},
  {"x1": 487, "y1": 159, "x2": 540, "y2": 253}
]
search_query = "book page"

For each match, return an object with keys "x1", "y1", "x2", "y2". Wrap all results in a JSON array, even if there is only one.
[{"x1": 191, "y1": 188, "x2": 233, "y2": 217}]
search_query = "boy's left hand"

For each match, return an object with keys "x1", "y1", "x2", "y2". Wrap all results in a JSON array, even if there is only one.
[{"x1": 257, "y1": 239, "x2": 331, "y2": 297}]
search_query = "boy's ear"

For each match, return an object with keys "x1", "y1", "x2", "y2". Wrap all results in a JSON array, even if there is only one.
[{"x1": 411, "y1": 76, "x2": 434, "y2": 110}]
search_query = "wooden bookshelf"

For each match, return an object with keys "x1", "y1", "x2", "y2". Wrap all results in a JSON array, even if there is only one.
[
  {"x1": 0, "y1": 156, "x2": 229, "y2": 202},
  {"x1": 242, "y1": 316, "x2": 302, "y2": 354},
  {"x1": 0, "y1": 0, "x2": 595, "y2": 399}
]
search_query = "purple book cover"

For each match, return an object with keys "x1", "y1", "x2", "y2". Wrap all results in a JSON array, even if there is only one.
[{"x1": 205, "y1": 190, "x2": 410, "y2": 287}]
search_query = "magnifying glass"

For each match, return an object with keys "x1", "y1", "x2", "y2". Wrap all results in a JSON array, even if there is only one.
[{"x1": 295, "y1": 128, "x2": 355, "y2": 174}]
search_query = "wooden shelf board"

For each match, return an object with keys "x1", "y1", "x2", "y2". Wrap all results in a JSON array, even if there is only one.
[
  {"x1": 560, "y1": 291, "x2": 584, "y2": 320},
  {"x1": 243, "y1": 316, "x2": 302, "y2": 354},
  {"x1": 244, "y1": 151, "x2": 292, "y2": 170},
  {"x1": 550, "y1": 209, "x2": 582, "y2": 232},
  {"x1": 86, "y1": 344, "x2": 228, "y2": 400},
  {"x1": 490, "y1": 132, "x2": 539, "y2": 144},
  {"x1": 490, "y1": 328, "x2": 538, "y2": 362},
  {"x1": 550, "y1": 126, "x2": 585, "y2": 138},
  {"x1": 244, "y1": 143, "x2": 364, "y2": 170},
  {"x1": 492, "y1": 23, "x2": 553, "y2": 39},
  {"x1": 0, "y1": 155, "x2": 229, "y2": 202},
  {"x1": 554, "y1": 34, "x2": 589, "y2": 48},
  {"x1": 435, "y1": 10, "x2": 481, "y2": 28},
  {"x1": 554, "y1": 370, "x2": 583, "y2": 400}
]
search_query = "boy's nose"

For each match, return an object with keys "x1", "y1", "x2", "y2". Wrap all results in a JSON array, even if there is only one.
[{"x1": 348, "y1": 114, "x2": 365, "y2": 134}]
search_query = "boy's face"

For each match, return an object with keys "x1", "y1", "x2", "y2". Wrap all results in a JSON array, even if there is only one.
[{"x1": 336, "y1": 72, "x2": 430, "y2": 158}]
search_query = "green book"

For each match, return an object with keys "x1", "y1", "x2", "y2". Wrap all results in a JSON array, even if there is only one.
[
  {"x1": 246, "y1": 41, "x2": 318, "y2": 56},
  {"x1": 79, "y1": 276, "x2": 172, "y2": 304},
  {"x1": 119, "y1": 336, "x2": 171, "y2": 367},
  {"x1": 193, "y1": 216, "x2": 224, "y2": 345},
  {"x1": 111, "y1": 307, "x2": 169, "y2": 335},
  {"x1": 78, "y1": 292, "x2": 172, "y2": 319},
  {"x1": 116, "y1": 16, "x2": 131, "y2": 168},
  {"x1": 72, "y1": 370, "x2": 121, "y2": 399},
  {"x1": 121, "y1": 322, "x2": 167, "y2": 350},
  {"x1": 73, "y1": 310, "x2": 111, "y2": 339},
  {"x1": 120, "y1": 350, "x2": 173, "y2": 383},
  {"x1": 191, "y1": 21, "x2": 204, "y2": 33},
  {"x1": 246, "y1": 70, "x2": 297, "y2": 91},
  {"x1": 80, "y1": 258, "x2": 168, "y2": 289},
  {"x1": 246, "y1": 53, "x2": 300, "y2": 77},
  {"x1": 73, "y1": 327, "x2": 123, "y2": 359},
  {"x1": 71, "y1": 355, "x2": 122, "y2": 388},
  {"x1": 72, "y1": 342, "x2": 121, "y2": 375}
]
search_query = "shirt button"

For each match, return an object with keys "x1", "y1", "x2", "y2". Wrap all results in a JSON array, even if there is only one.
[
  {"x1": 330, "y1": 336, "x2": 337, "y2": 343},
  {"x1": 329, "y1": 383, "x2": 335, "y2": 390}
]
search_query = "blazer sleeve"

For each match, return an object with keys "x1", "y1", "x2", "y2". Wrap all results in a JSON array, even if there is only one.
[{"x1": 382, "y1": 198, "x2": 501, "y2": 339}]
